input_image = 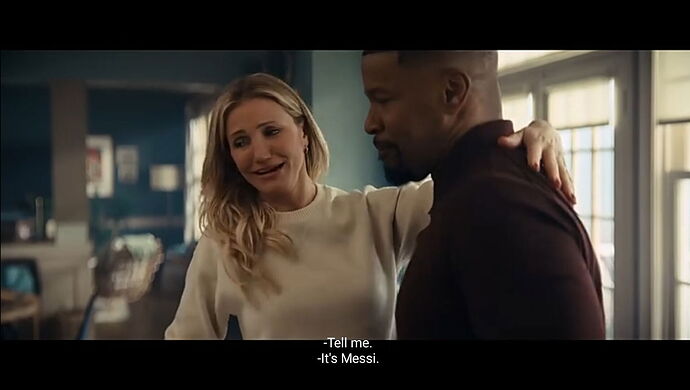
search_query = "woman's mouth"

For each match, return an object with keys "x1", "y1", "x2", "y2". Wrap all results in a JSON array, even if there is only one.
[{"x1": 254, "y1": 162, "x2": 285, "y2": 176}]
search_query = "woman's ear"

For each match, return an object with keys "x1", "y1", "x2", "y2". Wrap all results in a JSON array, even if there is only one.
[{"x1": 301, "y1": 123, "x2": 309, "y2": 152}]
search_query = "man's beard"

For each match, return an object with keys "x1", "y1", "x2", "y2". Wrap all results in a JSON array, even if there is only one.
[
  {"x1": 377, "y1": 143, "x2": 429, "y2": 186},
  {"x1": 382, "y1": 161, "x2": 426, "y2": 186}
]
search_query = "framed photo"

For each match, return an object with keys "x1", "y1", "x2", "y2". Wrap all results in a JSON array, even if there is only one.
[
  {"x1": 116, "y1": 146, "x2": 139, "y2": 184},
  {"x1": 86, "y1": 135, "x2": 114, "y2": 198}
]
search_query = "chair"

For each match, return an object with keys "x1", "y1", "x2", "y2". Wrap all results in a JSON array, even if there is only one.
[
  {"x1": 1, "y1": 258, "x2": 42, "y2": 339},
  {"x1": 76, "y1": 234, "x2": 163, "y2": 340}
]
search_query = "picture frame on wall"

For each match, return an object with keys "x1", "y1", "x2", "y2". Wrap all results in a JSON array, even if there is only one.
[
  {"x1": 116, "y1": 145, "x2": 139, "y2": 184},
  {"x1": 86, "y1": 135, "x2": 114, "y2": 198}
]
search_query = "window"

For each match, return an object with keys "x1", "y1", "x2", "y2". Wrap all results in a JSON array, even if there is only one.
[
  {"x1": 500, "y1": 51, "x2": 635, "y2": 338},
  {"x1": 498, "y1": 51, "x2": 563, "y2": 72},
  {"x1": 185, "y1": 113, "x2": 209, "y2": 243},
  {"x1": 676, "y1": 177, "x2": 690, "y2": 339},
  {"x1": 653, "y1": 50, "x2": 690, "y2": 339},
  {"x1": 501, "y1": 92, "x2": 534, "y2": 131},
  {"x1": 549, "y1": 78, "x2": 616, "y2": 338},
  {"x1": 656, "y1": 121, "x2": 690, "y2": 339}
]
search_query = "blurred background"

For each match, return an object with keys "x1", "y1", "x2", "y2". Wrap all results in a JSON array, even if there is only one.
[{"x1": 1, "y1": 50, "x2": 687, "y2": 340}]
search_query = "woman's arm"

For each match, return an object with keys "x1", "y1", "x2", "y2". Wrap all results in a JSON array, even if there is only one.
[{"x1": 165, "y1": 237, "x2": 229, "y2": 340}]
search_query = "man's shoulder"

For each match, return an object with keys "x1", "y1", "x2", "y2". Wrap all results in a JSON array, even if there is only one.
[
  {"x1": 444, "y1": 172, "x2": 533, "y2": 207},
  {"x1": 440, "y1": 171, "x2": 561, "y2": 226},
  {"x1": 437, "y1": 172, "x2": 581, "y2": 253}
]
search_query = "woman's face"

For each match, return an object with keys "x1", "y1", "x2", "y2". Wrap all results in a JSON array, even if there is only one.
[{"x1": 226, "y1": 98, "x2": 309, "y2": 200}]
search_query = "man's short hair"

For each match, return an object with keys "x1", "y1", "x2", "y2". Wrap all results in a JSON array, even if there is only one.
[
  {"x1": 361, "y1": 50, "x2": 435, "y2": 64},
  {"x1": 362, "y1": 50, "x2": 497, "y2": 72}
]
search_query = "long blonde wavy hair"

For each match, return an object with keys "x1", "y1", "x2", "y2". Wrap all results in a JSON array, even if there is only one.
[{"x1": 200, "y1": 73, "x2": 329, "y2": 295}]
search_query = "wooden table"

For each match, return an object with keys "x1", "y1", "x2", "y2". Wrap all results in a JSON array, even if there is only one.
[{"x1": 1, "y1": 289, "x2": 41, "y2": 339}]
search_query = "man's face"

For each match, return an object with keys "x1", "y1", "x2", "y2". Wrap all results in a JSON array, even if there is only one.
[{"x1": 361, "y1": 52, "x2": 446, "y2": 185}]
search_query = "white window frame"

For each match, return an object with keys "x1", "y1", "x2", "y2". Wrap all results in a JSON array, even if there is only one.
[
  {"x1": 184, "y1": 97, "x2": 216, "y2": 244},
  {"x1": 651, "y1": 51, "x2": 690, "y2": 340}
]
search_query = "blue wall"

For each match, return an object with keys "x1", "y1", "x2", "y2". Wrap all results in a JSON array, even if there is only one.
[
  {"x1": 2, "y1": 51, "x2": 388, "y2": 252},
  {"x1": 292, "y1": 51, "x2": 313, "y2": 107},
  {"x1": 311, "y1": 51, "x2": 388, "y2": 191},
  {"x1": 1, "y1": 85, "x2": 190, "y2": 249},
  {"x1": 1, "y1": 86, "x2": 52, "y2": 215},
  {"x1": 88, "y1": 89, "x2": 189, "y2": 250},
  {"x1": 1, "y1": 51, "x2": 265, "y2": 86}
]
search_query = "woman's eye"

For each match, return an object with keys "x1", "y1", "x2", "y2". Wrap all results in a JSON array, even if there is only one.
[
  {"x1": 233, "y1": 137, "x2": 249, "y2": 148},
  {"x1": 265, "y1": 128, "x2": 281, "y2": 136}
]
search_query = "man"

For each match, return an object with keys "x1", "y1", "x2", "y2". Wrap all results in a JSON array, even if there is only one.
[{"x1": 361, "y1": 51, "x2": 605, "y2": 339}]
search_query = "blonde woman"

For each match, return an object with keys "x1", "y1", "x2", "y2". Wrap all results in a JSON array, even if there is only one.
[{"x1": 165, "y1": 73, "x2": 573, "y2": 340}]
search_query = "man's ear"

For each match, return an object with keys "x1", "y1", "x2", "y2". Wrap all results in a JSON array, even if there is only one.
[{"x1": 444, "y1": 70, "x2": 471, "y2": 110}]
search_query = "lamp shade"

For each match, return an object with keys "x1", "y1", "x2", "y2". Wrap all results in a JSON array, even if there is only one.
[{"x1": 150, "y1": 165, "x2": 180, "y2": 191}]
